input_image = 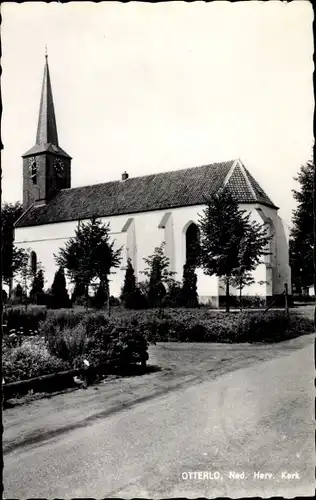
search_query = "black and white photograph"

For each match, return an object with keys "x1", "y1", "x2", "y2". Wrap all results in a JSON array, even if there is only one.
[{"x1": 1, "y1": 1, "x2": 314, "y2": 498}]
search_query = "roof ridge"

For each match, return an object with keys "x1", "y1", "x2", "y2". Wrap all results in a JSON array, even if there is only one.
[
  {"x1": 222, "y1": 158, "x2": 239, "y2": 187},
  {"x1": 237, "y1": 160, "x2": 257, "y2": 200},
  {"x1": 16, "y1": 159, "x2": 278, "y2": 229},
  {"x1": 59, "y1": 159, "x2": 237, "y2": 192}
]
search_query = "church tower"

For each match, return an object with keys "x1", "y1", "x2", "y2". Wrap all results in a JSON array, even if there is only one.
[{"x1": 22, "y1": 52, "x2": 72, "y2": 209}]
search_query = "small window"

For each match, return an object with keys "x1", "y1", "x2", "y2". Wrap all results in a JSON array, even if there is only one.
[
  {"x1": 29, "y1": 160, "x2": 37, "y2": 185},
  {"x1": 30, "y1": 251, "x2": 37, "y2": 275}
]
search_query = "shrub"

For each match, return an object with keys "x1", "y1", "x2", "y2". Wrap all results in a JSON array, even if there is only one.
[
  {"x1": 120, "y1": 258, "x2": 147, "y2": 309},
  {"x1": 107, "y1": 320, "x2": 149, "y2": 368},
  {"x1": 161, "y1": 282, "x2": 182, "y2": 308},
  {"x1": 50, "y1": 267, "x2": 71, "y2": 309},
  {"x1": 45, "y1": 323, "x2": 90, "y2": 366},
  {"x1": 43, "y1": 310, "x2": 105, "y2": 367},
  {"x1": 42, "y1": 309, "x2": 149, "y2": 370},
  {"x1": 239, "y1": 296, "x2": 266, "y2": 308},
  {"x1": 293, "y1": 294, "x2": 315, "y2": 303},
  {"x1": 80, "y1": 324, "x2": 113, "y2": 366},
  {"x1": 233, "y1": 311, "x2": 285, "y2": 342},
  {"x1": 238, "y1": 310, "x2": 311, "y2": 342},
  {"x1": 71, "y1": 281, "x2": 86, "y2": 304},
  {"x1": 121, "y1": 258, "x2": 137, "y2": 308},
  {"x1": 3, "y1": 339, "x2": 69, "y2": 383},
  {"x1": 29, "y1": 269, "x2": 45, "y2": 304},
  {"x1": 92, "y1": 282, "x2": 107, "y2": 309},
  {"x1": 44, "y1": 309, "x2": 107, "y2": 335},
  {"x1": 287, "y1": 312, "x2": 314, "y2": 336},
  {"x1": 141, "y1": 243, "x2": 175, "y2": 308},
  {"x1": 10, "y1": 284, "x2": 25, "y2": 305},
  {"x1": 3, "y1": 331, "x2": 24, "y2": 348},
  {"x1": 82, "y1": 315, "x2": 148, "y2": 368},
  {"x1": 181, "y1": 264, "x2": 199, "y2": 308},
  {"x1": 110, "y1": 296, "x2": 122, "y2": 307},
  {"x1": 43, "y1": 309, "x2": 86, "y2": 339},
  {"x1": 122, "y1": 288, "x2": 147, "y2": 309}
]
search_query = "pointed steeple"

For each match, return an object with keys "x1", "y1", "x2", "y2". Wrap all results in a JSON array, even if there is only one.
[
  {"x1": 36, "y1": 50, "x2": 59, "y2": 146},
  {"x1": 22, "y1": 50, "x2": 72, "y2": 209},
  {"x1": 23, "y1": 51, "x2": 71, "y2": 158}
]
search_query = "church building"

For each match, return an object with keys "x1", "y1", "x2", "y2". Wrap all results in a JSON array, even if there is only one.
[{"x1": 14, "y1": 55, "x2": 291, "y2": 306}]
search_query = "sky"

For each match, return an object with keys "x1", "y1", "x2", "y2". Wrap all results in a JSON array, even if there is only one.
[{"x1": 1, "y1": 1, "x2": 314, "y2": 229}]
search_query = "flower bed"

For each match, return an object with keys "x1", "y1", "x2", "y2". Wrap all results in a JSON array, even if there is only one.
[
  {"x1": 3, "y1": 305, "x2": 47, "y2": 335},
  {"x1": 3, "y1": 337, "x2": 69, "y2": 384},
  {"x1": 3, "y1": 307, "x2": 313, "y2": 388},
  {"x1": 42, "y1": 307, "x2": 314, "y2": 344},
  {"x1": 42, "y1": 310, "x2": 149, "y2": 369},
  {"x1": 3, "y1": 310, "x2": 149, "y2": 386}
]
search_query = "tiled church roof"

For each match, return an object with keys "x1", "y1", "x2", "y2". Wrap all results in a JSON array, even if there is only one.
[{"x1": 16, "y1": 159, "x2": 276, "y2": 228}]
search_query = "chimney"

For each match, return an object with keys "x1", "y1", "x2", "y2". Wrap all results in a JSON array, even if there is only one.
[{"x1": 121, "y1": 171, "x2": 129, "y2": 181}]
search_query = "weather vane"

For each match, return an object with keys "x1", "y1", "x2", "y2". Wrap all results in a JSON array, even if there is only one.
[{"x1": 45, "y1": 45, "x2": 48, "y2": 58}]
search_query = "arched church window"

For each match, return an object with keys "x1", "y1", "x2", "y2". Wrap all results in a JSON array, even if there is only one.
[
  {"x1": 185, "y1": 223, "x2": 200, "y2": 267},
  {"x1": 30, "y1": 251, "x2": 37, "y2": 275}
]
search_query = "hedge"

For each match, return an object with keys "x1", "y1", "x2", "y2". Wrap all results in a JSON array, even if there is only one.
[
  {"x1": 106, "y1": 308, "x2": 313, "y2": 343},
  {"x1": 41, "y1": 307, "x2": 314, "y2": 344}
]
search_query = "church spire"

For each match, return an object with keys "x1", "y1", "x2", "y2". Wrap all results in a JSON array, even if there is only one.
[
  {"x1": 23, "y1": 52, "x2": 70, "y2": 158},
  {"x1": 22, "y1": 52, "x2": 72, "y2": 209},
  {"x1": 36, "y1": 50, "x2": 59, "y2": 146}
]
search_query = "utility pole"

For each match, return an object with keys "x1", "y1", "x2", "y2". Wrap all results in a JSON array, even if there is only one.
[
  {"x1": 313, "y1": 154, "x2": 316, "y2": 329},
  {"x1": 0, "y1": 86, "x2": 4, "y2": 497},
  {"x1": 284, "y1": 283, "x2": 289, "y2": 316}
]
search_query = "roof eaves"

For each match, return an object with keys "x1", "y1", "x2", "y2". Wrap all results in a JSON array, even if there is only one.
[
  {"x1": 22, "y1": 143, "x2": 72, "y2": 159},
  {"x1": 14, "y1": 203, "x2": 34, "y2": 228},
  {"x1": 15, "y1": 199, "x2": 214, "y2": 229},
  {"x1": 242, "y1": 200, "x2": 279, "y2": 211}
]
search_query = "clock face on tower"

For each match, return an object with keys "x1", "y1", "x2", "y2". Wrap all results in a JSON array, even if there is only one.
[{"x1": 53, "y1": 158, "x2": 65, "y2": 177}]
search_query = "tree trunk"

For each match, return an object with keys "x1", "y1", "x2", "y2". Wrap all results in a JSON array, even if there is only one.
[
  {"x1": 239, "y1": 286, "x2": 242, "y2": 311},
  {"x1": 106, "y1": 281, "x2": 111, "y2": 318},
  {"x1": 84, "y1": 285, "x2": 89, "y2": 311},
  {"x1": 24, "y1": 274, "x2": 28, "y2": 311},
  {"x1": 225, "y1": 278, "x2": 230, "y2": 313}
]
